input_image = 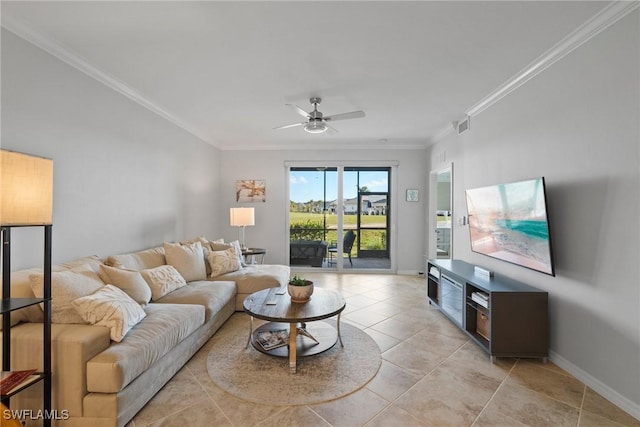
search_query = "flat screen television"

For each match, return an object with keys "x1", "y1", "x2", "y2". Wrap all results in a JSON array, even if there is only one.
[{"x1": 465, "y1": 177, "x2": 555, "y2": 276}]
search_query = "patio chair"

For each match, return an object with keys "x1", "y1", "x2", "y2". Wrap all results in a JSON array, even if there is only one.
[{"x1": 328, "y1": 230, "x2": 356, "y2": 266}]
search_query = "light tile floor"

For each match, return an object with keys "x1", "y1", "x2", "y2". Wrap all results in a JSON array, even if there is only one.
[{"x1": 129, "y1": 273, "x2": 640, "y2": 427}]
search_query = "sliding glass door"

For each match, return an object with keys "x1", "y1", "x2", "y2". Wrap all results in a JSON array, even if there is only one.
[
  {"x1": 288, "y1": 165, "x2": 391, "y2": 270},
  {"x1": 344, "y1": 168, "x2": 391, "y2": 269}
]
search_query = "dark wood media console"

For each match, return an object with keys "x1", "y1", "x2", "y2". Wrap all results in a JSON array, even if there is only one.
[{"x1": 427, "y1": 259, "x2": 548, "y2": 362}]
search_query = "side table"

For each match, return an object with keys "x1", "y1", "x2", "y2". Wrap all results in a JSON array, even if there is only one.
[{"x1": 242, "y1": 247, "x2": 267, "y2": 264}]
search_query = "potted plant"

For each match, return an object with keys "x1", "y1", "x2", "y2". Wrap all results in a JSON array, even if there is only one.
[{"x1": 288, "y1": 275, "x2": 314, "y2": 303}]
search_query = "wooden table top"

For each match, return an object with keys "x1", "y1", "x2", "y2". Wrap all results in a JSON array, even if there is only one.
[{"x1": 243, "y1": 287, "x2": 346, "y2": 323}]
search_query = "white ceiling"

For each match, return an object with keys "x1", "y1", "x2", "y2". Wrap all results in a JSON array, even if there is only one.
[{"x1": 1, "y1": 1, "x2": 613, "y2": 150}]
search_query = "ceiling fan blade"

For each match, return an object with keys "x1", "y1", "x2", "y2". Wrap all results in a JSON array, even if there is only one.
[
  {"x1": 286, "y1": 104, "x2": 311, "y2": 119},
  {"x1": 273, "y1": 122, "x2": 305, "y2": 130},
  {"x1": 324, "y1": 110, "x2": 365, "y2": 122},
  {"x1": 326, "y1": 123, "x2": 339, "y2": 134}
]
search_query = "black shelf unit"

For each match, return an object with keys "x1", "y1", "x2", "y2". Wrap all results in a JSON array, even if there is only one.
[
  {"x1": 426, "y1": 259, "x2": 548, "y2": 362},
  {"x1": 1, "y1": 225, "x2": 52, "y2": 427},
  {"x1": 426, "y1": 261, "x2": 440, "y2": 305}
]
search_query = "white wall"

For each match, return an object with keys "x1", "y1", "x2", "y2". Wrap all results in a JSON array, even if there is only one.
[
  {"x1": 218, "y1": 149, "x2": 427, "y2": 272},
  {"x1": 428, "y1": 11, "x2": 639, "y2": 416},
  {"x1": 1, "y1": 30, "x2": 222, "y2": 270}
]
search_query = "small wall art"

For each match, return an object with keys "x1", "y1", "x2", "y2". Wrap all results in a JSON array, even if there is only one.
[
  {"x1": 236, "y1": 180, "x2": 266, "y2": 203},
  {"x1": 406, "y1": 189, "x2": 419, "y2": 202}
]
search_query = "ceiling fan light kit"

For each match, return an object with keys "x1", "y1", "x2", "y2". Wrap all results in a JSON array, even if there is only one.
[
  {"x1": 274, "y1": 97, "x2": 365, "y2": 134},
  {"x1": 304, "y1": 121, "x2": 328, "y2": 134}
]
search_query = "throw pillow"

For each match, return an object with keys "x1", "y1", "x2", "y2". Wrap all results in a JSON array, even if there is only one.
[
  {"x1": 180, "y1": 236, "x2": 208, "y2": 249},
  {"x1": 98, "y1": 265, "x2": 152, "y2": 305},
  {"x1": 163, "y1": 241, "x2": 207, "y2": 282},
  {"x1": 206, "y1": 248, "x2": 242, "y2": 277},
  {"x1": 229, "y1": 240, "x2": 246, "y2": 266},
  {"x1": 140, "y1": 265, "x2": 187, "y2": 301},
  {"x1": 210, "y1": 240, "x2": 246, "y2": 267},
  {"x1": 71, "y1": 285, "x2": 146, "y2": 342},
  {"x1": 30, "y1": 264, "x2": 105, "y2": 324}
]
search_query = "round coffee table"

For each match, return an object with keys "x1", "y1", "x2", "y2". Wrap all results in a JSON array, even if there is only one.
[{"x1": 243, "y1": 287, "x2": 346, "y2": 373}]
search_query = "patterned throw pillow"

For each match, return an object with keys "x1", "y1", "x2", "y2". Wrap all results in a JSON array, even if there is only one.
[
  {"x1": 71, "y1": 285, "x2": 146, "y2": 342},
  {"x1": 140, "y1": 265, "x2": 187, "y2": 301},
  {"x1": 207, "y1": 248, "x2": 242, "y2": 277},
  {"x1": 30, "y1": 264, "x2": 105, "y2": 324},
  {"x1": 210, "y1": 240, "x2": 246, "y2": 267}
]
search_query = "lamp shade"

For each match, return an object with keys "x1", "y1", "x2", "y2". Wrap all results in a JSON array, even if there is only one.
[
  {"x1": 230, "y1": 207, "x2": 255, "y2": 227},
  {"x1": 1, "y1": 149, "x2": 53, "y2": 226}
]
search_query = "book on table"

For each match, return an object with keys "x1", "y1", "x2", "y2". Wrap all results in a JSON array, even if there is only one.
[
  {"x1": 255, "y1": 329, "x2": 289, "y2": 351},
  {"x1": 0, "y1": 369, "x2": 39, "y2": 396}
]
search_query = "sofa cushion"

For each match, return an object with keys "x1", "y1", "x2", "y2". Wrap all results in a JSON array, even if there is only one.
[
  {"x1": 98, "y1": 265, "x2": 152, "y2": 305},
  {"x1": 30, "y1": 264, "x2": 105, "y2": 324},
  {"x1": 86, "y1": 303, "x2": 204, "y2": 393},
  {"x1": 206, "y1": 248, "x2": 242, "y2": 277},
  {"x1": 57, "y1": 255, "x2": 104, "y2": 272},
  {"x1": 106, "y1": 246, "x2": 166, "y2": 271},
  {"x1": 72, "y1": 285, "x2": 147, "y2": 342},
  {"x1": 140, "y1": 265, "x2": 187, "y2": 301},
  {"x1": 214, "y1": 264, "x2": 289, "y2": 295},
  {"x1": 164, "y1": 241, "x2": 207, "y2": 282},
  {"x1": 154, "y1": 280, "x2": 235, "y2": 322}
]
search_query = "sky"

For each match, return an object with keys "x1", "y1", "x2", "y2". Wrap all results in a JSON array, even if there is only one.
[{"x1": 289, "y1": 170, "x2": 389, "y2": 203}]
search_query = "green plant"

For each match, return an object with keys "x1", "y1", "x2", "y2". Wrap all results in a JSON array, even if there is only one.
[
  {"x1": 288, "y1": 275, "x2": 312, "y2": 286},
  {"x1": 290, "y1": 220, "x2": 325, "y2": 241}
]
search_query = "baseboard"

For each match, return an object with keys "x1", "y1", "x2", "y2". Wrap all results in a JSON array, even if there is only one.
[
  {"x1": 397, "y1": 269, "x2": 421, "y2": 276},
  {"x1": 549, "y1": 350, "x2": 640, "y2": 421}
]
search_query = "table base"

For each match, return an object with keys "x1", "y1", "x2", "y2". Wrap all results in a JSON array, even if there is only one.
[{"x1": 250, "y1": 321, "x2": 340, "y2": 373}]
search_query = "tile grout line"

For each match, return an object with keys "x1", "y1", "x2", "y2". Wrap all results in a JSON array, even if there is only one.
[
  {"x1": 469, "y1": 357, "x2": 522, "y2": 426},
  {"x1": 187, "y1": 364, "x2": 236, "y2": 427},
  {"x1": 499, "y1": 369, "x2": 588, "y2": 416},
  {"x1": 356, "y1": 311, "x2": 465, "y2": 425},
  {"x1": 372, "y1": 335, "x2": 471, "y2": 409},
  {"x1": 577, "y1": 383, "x2": 587, "y2": 426},
  {"x1": 305, "y1": 406, "x2": 335, "y2": 427}
]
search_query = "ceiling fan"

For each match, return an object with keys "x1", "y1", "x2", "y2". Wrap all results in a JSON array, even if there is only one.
[{"x1": 274, "y1": 97, "x2": 365, "y2": 134}]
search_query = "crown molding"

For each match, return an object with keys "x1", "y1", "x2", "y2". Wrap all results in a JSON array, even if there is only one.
[
  {"x1": 3, "y1": 2, "x2": 636, "y2": 150},
  {"x1": 466, "y1": 1, "x2": 639, "y2": 118},
  {"x1": 1, "y1": 12, "x2": 217, "y2": 147},
  {"x1": 430, "y1": 1, "x2": 638, "y2": 146},
  {"x1": 429, "y1": 123, "x2": 456, "y2": 146},
  {"x1": 217, "y1": 140, "x2": 429, "y2": 151}
]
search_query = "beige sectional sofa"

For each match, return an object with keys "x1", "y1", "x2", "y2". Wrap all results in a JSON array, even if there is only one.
[{"x1": 2, "y1": 241, "x2": 289, "y2": 427}]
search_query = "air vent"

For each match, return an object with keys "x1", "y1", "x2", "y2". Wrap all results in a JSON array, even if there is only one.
[{"x1": 457, "y1": 116, "x2": 470, "y2": 134}]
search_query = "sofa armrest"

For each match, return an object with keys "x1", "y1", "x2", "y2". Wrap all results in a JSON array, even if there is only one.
[{"x1": 2, "y1": 322, "x2": 111, "y2": 418}]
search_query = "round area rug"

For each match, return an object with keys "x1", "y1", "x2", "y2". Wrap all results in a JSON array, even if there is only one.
[{"x1": 206, "y1": 319, "x2": 381, "y2": 406}]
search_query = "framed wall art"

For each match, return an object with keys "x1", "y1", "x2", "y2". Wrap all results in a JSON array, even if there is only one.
[
  {"x1": 406, "y1": 189, "x2": 419, "y2": 202},
  {"x1": 236, "y1": 180, "x2": 266, "y2": 203}
]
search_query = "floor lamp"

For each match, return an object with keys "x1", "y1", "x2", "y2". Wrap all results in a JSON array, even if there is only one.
[
  {"x1": 1, "y1": 149, "x2": 53, "y2": 425},
  {"x1": 230, "y1": 207, "x2": 254, "y2": 250}
]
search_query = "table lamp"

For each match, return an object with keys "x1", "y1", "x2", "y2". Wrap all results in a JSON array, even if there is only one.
[{"x1": 230, "y1": 207, "x2": 254, "y2": 250}]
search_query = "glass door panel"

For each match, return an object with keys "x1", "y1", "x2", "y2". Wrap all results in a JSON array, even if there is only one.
[
  {"x1": 289, "y1": 167, "x2": 337, "y2": 269},
  {"x1": 344, "y1": 168, "x2": 391, "y2": 269}
]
